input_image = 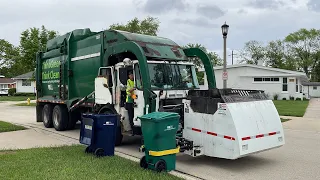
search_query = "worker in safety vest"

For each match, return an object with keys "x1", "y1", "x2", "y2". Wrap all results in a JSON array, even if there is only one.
[{"x1": 126, "y1": 71, "x2": 136, "y2": 135}]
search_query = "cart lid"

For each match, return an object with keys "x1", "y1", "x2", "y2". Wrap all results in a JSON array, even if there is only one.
[{"x1": 139, "y1": 112, "x2": 179, "y2": 122}]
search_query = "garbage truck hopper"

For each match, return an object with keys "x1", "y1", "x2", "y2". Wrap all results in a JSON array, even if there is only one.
[{"x1": 181, "y1": 88, "x2": 285, "y2": 160}]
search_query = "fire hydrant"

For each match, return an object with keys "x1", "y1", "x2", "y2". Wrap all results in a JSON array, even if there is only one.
[{"x1": 27, "y1": 98, "x2": 30, "y2": 105}]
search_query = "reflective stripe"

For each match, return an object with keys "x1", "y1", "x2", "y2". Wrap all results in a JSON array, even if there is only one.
[
  {"x1": 187, "y1": 127, "x2": 235, "y2": 141},
  {"x1": 71, "y1": 52, "x2": 100, "y2": 61},
  {"x1": 242, "y1": 131, "x2": 281, "y2": 141}
]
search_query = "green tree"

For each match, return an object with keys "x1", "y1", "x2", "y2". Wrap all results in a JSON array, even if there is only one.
[
  {"x1": 109, "y1": 16, "x2": 160, "y2": 36},
  {"x1": 239, "y1": 40, "x2": 266, "y2": 65},
  {"x1": 0, "y1": 39, "x2": 21, "y2": 77},
  {"x1": 183, "y1": 43, "x2": 223, "y2": 67},
  {"x1": 284, "y1": 28, "x2": 320, "y2": 76},
  {"x1": 19, "y1": 25, "x2": 58, "y2": 74}
]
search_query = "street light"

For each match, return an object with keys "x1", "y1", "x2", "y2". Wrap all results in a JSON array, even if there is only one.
[{"x1": 221, "y1": 22, "x2": 229, "y2": 89}]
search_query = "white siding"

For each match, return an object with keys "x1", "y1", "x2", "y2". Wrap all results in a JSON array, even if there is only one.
[
  {"x1": 16, "y1": 80, "x2": 36, "y2": 93},
  {"x1": 202, "y1": 66, "x2": 304, "y2": 100},
  {"x1": 303, "y1": 86, "x2": 320, "y2": 98}
]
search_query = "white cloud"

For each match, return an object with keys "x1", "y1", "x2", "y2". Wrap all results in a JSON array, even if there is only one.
[{"x1": 1, "y1": 0, "x2": 320, "y2": 59}]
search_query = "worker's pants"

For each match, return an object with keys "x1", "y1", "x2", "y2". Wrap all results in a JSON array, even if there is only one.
[{"x1": 125, "y1": 103, "x2": 134, "y2": 129}]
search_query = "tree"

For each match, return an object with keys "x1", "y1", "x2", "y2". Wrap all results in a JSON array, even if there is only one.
[
  {"x1": 109, "y1": 16, "x2": 160, "y2": 36},
  {"x1": 0, "y1": 39, "x2": 21, "y2": 77},
  {"x1": 183, "y1": 43, "x2": 223, "y2": 67},
  {"x1": 239, "y1": 40, "x2": 266, "y2": 65},
  {"x1": 284, "y1": 28, "x2": 320, "y2": 76},
  {"x1": 19, "y1": 25, "x2": 58, "y2": 74}
]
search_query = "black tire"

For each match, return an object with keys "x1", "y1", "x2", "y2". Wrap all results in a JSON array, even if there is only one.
[
  {"x1": 98, "y1": 107, "x2": 123, "y2": 146},
  {"x1": 67, "y1": 110, "x2": 80, "y2": 130},
  {"x1": 85, "y1": 146, "x2": 93, "y2": 154},
  {"x1": 52, "y1": 105, "x2": 69, "y2": 131},
  {"x1": 42, "y1": 104, "x2": 53, "y2": 128},
  {"x1": 94, "y1": 148, "x2": 105, "y2": 157},
  {"x1": 139, "y1": 156, "x2": 148, "y2": 169},
  {"x1": 155, "y1": 160, "x2": 167, "y2": 173}
]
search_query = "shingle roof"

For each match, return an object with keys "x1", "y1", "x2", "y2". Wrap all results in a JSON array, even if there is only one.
[
  {"x1": 0, "y1": 78, "x2": 15, "y2": 84},
  {"x1": 12, "y1": 71, "x2": 34, "y2": 79},
  {"x1": 301, "y1": 81, "x2": 320, "y2": 86}
]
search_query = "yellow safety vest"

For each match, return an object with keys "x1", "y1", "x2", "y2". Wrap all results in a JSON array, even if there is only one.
[{"x1": 126, "y1": 79, "x2": 134, "y2": 103}]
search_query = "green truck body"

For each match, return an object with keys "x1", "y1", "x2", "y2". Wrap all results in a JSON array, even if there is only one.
[{"x1": 35, "y1": 28, "x2": 217, "y2": 144}]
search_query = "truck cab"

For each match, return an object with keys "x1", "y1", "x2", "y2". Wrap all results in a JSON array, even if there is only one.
[{"x1": 95, "y1": 59, "x2": 200, "y2": 136}]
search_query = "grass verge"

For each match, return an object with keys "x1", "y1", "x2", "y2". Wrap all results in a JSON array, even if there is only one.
[
  {"x1": 280, "y1": 118, "x2": 291, "y2": 123},
  {"x1": 0, "y1": 96, "x2": 35, "y2": 101},
  {"x1": 0, "y1": 145, "x2": 181, "y2": 180},
  {"x1": 14, "y1": 102, "x2": 36, "y2": 106},
  {"x1": 0, "y1": 121, "x2": 26, "y2": 133},
  {"x1": 273, "y1": 100, "x2": 309, "y2": 117}
]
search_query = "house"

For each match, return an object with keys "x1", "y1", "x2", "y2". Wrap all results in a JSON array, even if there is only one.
[
  {"x1": 199, "y1": 64, "x2": 308, "y2": 100},
  {"x1": 301, "y1": 81, "x2": 320, "y2": 98},
  {"x1": 0, "y1": 75, "x2": 16, "y2": 96},
  {"x1": 12, "y1": 71, "x2": 36, "y2": 94}
]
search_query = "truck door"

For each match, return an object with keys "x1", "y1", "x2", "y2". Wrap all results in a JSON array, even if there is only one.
[{"x1": 96, "y1": 67, "x2": 115, "y2": 104}]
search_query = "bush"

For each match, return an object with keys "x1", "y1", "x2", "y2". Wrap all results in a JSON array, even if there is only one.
[
  {"x1": 8, "y1": 88, "x2": 16, "y2": 96},
  {"x1": 296, "y1": 98, "x2": 301, "y2": 101},
  {"x1": 273, "y1": 94, "x2": 279, "y2": 100},
  {"x1": 14, "y1": 93, "x2": 35, "y2": 96},
  {"x1": 282, "y1": 97, "x2": 287, "y2": 100},
  {"x1": 303, "y1": 97, "x2": 309, "y2": 101},
  {"x1": 289, "y1": 96, "x2": 294, "y2": 100}
]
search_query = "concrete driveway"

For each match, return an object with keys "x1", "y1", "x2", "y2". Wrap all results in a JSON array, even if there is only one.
[{"x1": 0, "y1": 101, "x2": 320, "y2": 180}]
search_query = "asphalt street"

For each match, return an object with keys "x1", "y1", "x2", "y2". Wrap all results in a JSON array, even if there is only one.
[{"x1": 0, "y1": 101, "x2": 319, "y2": 180}]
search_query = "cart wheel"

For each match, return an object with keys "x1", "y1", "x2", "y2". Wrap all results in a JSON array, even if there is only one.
[
  {"x1": 85, "y1": 146, "x2": 92, "y2": 154},
  {"x1": 139, "y1": 156, "x2": 148, "y2": 169},
  {"x1": 94, "y1": 148, "x2": 105, "y2": 157},
  {"x1": 155, "y1": 159, "x2": 166, "y2": 172}
]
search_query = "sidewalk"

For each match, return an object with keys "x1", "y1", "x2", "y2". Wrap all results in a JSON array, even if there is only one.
[
  {"x1": 0, "y1": 128, "x2": 78, "y2": 150},
  {"x1": 304, "y1": 98, "x2": 320, "y2": 119}
]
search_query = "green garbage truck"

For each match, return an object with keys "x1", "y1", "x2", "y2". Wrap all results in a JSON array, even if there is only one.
[{"x1": 35, "y1": 28, "x2": 216, "y2": 146}]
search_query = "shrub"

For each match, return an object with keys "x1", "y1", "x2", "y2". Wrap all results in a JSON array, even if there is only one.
[
  {"x1": 296, "y1": 98, "x2": 301, "y2": 101},
  {"x1": 303, "y1": 97, "x2": 309, "y2": 101},
  {"x1": 14, "y1": 93, "x2": 35, "y2": 96},
  {"x1": 273, "y1": 94, "x2": 279, "y2": 100},
  {"x1": 282, "y1": 97, "x2": 287, "y2": 100},
  {"x1": 8, "y1": 88, "x2": 16, "y2": 96},
  {"x1": 289, "y1": 96, "x2": 294, "y2": 100}
]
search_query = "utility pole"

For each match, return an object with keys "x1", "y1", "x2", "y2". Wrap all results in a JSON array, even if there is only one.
[{"x1": 221, "y1": 22, "x2": 229, "y2": 89}]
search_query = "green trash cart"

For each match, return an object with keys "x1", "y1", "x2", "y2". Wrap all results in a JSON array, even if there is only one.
[{"x1": 138, "y1": 112, "x2": 180, "y2": 172}]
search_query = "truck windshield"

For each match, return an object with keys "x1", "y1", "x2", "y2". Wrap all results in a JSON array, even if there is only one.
[{"x1": 147, "y1": 63, "x2": 199, "y2": 90}]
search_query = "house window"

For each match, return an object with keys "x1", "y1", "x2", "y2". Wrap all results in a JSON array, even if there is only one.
[
  {"x1": 314, "y1": 86, "x2": 318, "y2": 90},
  {"x1": 254, "y1": 77, "x2": 280, "y2": 82},
  {"x1": 22, "y1": 79, "x2": 31, "y2": 86},
  {"x1": 282, "y1": 78, "x2": 288, "y2": 91},
  {"x1": 296, "y1": 78, "x2": 299, "y2": 92}
]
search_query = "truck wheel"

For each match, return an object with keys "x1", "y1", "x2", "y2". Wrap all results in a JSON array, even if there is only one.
[
  {"x1": 67, "y1": 110, "x2": 80, "y2": 130},
  {"x1": 42, "y1": 104, "x2": 53, "y2": 128},
  {"x1": 52, "y1": 105, "x2": 68, "y2": 131},
  {"x1": 98, "y1": 108, "x2": 123, "y2": 146}
]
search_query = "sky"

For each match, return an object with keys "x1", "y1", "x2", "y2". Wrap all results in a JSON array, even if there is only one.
[{"x1": 1, "y1": 0, "x2": 320, "y2": 64}]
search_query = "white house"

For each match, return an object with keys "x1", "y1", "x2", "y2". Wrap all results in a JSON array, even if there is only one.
[
  {"x1": 12, "y1": 71, "x2": 36, "y2": 94},
  {"x1": 301, "y1": 81, "x2": 320, "y2": 98},
  {"x1": 0, "y1": 75, "x2": 16, "y2": 96},
  {"x1": 199, "y1": 64, "x2": 308, "y2": 100}
]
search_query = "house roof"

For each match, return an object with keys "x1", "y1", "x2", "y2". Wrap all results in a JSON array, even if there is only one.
[
  {"x1": 0, "y1": 78, "x2": 15, "y2": 84},
  {"x1": 12, "y1": 71, "x2": 34, "y2": 80},
  {"x1": 199, "y1": 64, "x2": 307, "y2": 76},
  {"x1": 301, "y1": 81, "x2": 320, "y2": 86}
]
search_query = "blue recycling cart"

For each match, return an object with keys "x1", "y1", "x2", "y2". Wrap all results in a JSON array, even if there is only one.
[{"x1": 79, "y1": 113, "x2": 118, "y2": 157}]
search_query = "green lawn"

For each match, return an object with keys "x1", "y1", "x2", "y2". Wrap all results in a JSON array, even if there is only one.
[
  {"x1": 273, "y1": 100, "x2": 309, "y2": 117},
  {"x1": 0, "y1": 96, "x2": 35, "y2": 101},
  {"x1": 14, "y1": 102, "x2": 36, "y2": 106},
  {"x1": 0, "y1": 121, "x2": 26, "y2": 133},
  {"x1": 0, "y1": 145, "x2": 181, "y2": 180}
]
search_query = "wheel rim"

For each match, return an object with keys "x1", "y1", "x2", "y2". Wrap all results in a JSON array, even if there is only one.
[
  {"x1": 43, "y1": 108, "x2": 48, "y2": 124},
  {"x1": 53, "y1": 110, "x2": 59, "y2": 127}
]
